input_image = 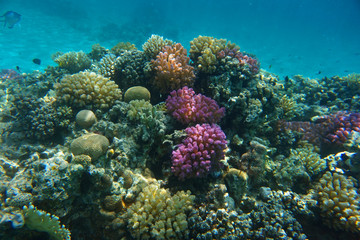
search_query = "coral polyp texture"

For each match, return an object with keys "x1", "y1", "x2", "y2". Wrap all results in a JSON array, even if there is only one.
[
  {"x1": 166, "y1": 86, "x2": 225, "y2": 125},
  {"x1": 316, "y1": 171, "x2": 360, "y2": 232},
  {"x1": 172, "y1": 123, "x2": 227, "y2": 180},
  {"x1": 126, "y1": 184, "x2": 195, "y2": 240},
  {"x1": 54, "y1": 71, "x2": 122, "y2": 109},
  {"x1": 151, "y1": 43, "x2": 195, "y2": 94}
]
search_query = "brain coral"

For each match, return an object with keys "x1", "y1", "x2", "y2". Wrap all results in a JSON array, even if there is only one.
[
  {"x1": 190, "y1": 35, "x2": 236, "y2": 74},
  {"x1": 316, "y1": 171, "x2": 360, "y2": 232},
  {"x1": 126, "y1": 184, "x2": 195, "y2": 240},
  {"x1": 172, "y1": 123, "x2": 227, "y2": 180},
  {"x1": 151, "y1": 43, "x2": 195, "y2": 94},
  {"x1": 166, "y1": 86, "x2": 225, "y2": 125},
  {"x1": 54, "y1": 71, "x2": 122, "y2": 109}
]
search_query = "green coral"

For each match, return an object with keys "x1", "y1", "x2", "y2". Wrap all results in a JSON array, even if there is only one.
[
  {"x1": 23, "y1": 205, "x2": 71, "y2": 240},
  {"x1": 53, "y1": 51, "x2": 92, "y2": 73},
  {"x1": 88, "y1": 43, "x2": 109, "y2": 61}
]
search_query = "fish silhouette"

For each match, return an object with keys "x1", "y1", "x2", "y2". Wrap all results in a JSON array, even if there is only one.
[{"x1": 0, "y1": 11, "x2": 21, "y2": 29}]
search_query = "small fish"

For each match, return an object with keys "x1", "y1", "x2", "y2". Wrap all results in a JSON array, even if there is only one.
[
  {"x1": 16, "y1": 66, "x2": 21, "y2": 71},
  {"x1": 317, "y1": 71, "x2": 321, "y2": 75},
  {"x1": 32, "y1": 58, "x2": 41, "y2": 65},
  {"x1": 0, "y1": 11, "x2": 21, "y2": 29}
]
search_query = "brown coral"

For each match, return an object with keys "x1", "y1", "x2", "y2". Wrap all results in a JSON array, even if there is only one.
[{"x1": 151, "y1": 43, "x2": 195, "y2": 94}]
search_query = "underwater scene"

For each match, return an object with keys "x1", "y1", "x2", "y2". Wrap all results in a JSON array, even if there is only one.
[{"x1": 1, "y1": 0, "x2": 360, "y2": 239}]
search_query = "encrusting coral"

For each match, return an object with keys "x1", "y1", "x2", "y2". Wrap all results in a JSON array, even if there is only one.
[
  {"x1": 316, "y1": 171, "x2": 360, "y2": 232},
  {"x1": 126, "y1": 183, "x2": 195, "y2": 240},
  {"x1": 151, "y1": 43, "x2": 195, "y2": 94},
  {"x1": 54, "y1": 71, "x2": 122, "y2": 110}
]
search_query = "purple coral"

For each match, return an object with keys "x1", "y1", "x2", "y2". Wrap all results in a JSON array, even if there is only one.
[
  {"x1": 171, "y1": 123, "x2": 227, "y2": 180},
  {"x1": 279, "y1": 111, "x2": 360, "y2": 146},
  {"x1": 166, "y1": 86, "x2": 225, "y2": 125}
]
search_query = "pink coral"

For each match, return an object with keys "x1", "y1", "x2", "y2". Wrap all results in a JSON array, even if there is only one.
[
  {"x1": 166, "y1": 86, "x2": 225, "y2": 125},
  {"x1": 151, "y1": 43, "x2": 195, "y2": 94},
  {"x1": 171, "y1": 124, "x2": 227, "y2": 180}
]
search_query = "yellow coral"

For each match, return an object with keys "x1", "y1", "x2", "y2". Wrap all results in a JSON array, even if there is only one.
[
  {"x1": 278, "y1": 94, "x2": 297, "y2": 119},
  {"x1": 189, "y1": 35, "x2": 236, "y2": 73},
  {"x1": 151, "y1": 43, "x2": 195, "y2": 93},
  {"x1": 316, "y1": 171, "x2": 360, "y2": 232},
  {"x1": 142, "y1": 34, "x2": 174, "y2": 59},
  {"x1": 54, "y1": 51, "x2": 91, "y2": 73},
  {"x1": 127, "y1": 183, "x2": 194, "y2": 240},
  {"x1": 54, "y1": 71, "x2": 122, "y2": 109}
]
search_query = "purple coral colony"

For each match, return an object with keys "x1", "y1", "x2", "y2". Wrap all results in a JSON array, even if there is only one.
[{"x1": 1, "y1": 34, "x2": 360, "y2": 240}]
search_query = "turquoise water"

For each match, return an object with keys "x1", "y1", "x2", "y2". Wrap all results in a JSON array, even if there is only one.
[{"x1": 1, "y1": 0, "x2": 359, "y2": 78}]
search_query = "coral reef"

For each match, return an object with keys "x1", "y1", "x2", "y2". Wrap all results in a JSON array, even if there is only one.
[
  {"x1": 70, "y1": 133, "x2": 110, "y2": 161},
  {"x1": 53, "y1": 51, "x2": 92, "y2": 73},
  {"x1": 75, "y1": 109, "x2": 97, "y2": 128},
  {"x1": 54, "y1": 71, "x2": 122, "y2": 110},
  {"x1": 126, "y1": 183, "x2": 195, "y2": 239},
  {"x1": 110, "y1": 41, "x2": 137, "y2": 56},
  {"x1": 151, "y1": 43, "x2": 195, "y2": 94},
  {"x1": 166, "y1": 86, "x2": 225, "y2": 125},
  {"x1": 171, "y1": 124, "x2": 227, "y2": 180}
]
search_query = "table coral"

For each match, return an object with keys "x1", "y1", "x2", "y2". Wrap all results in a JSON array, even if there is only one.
[
  {"x1": 54, "y1": 71, "x2": 122, "y2": 110},
  {"x1": 316, "y1": 171, "x2": 360, "y2": 232},
  {"x1": 171, "y1": 123, "x2": 227, "y2": 180},
  {"x1": 151, "y1": 43, "x2": 195, "y2": 94},
  {"x1": 126, "y1": 184, "x2": 195, "y2": 240},
  {"x1": 166, "y1": 86, "x2": 225, "y2": 125}
]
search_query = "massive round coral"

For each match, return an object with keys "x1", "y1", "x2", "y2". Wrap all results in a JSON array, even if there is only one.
[
  {"x1": 171, "y1": 123, "x2": 227, "y2": 180},
  {"x1": 151, "y1": 43, "x2": 195, "y2": 94},
  {"x1": 166, "y1": 86, "x2": 225, "y2": 125}
]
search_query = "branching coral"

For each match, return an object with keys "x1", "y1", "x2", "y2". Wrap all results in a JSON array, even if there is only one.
[
  {"x1": 172, "y1": 123, "x2": 227, "y2": 180},
  {"x1": 217, "y1": 47, "x2": 259, "y2": 74},
  {"x1": 53, "y1": 51, "x2": 91, "y2": 73},
  {"x1": 151, "y1": 43, "x2": 195, "y2": 94},
  {"x1": 54, "y1": 71, "x2": 122, "y2": 110},
  {"x1": 110, "y1": 42, "x2": 137, "y2": 56},
  {"x1": 96, "y1": 53, "x2": 119, "y2": 78},
  {"x1": 166, "y1": 86, "x2": 225, "y2": 125},
  {"x1": 316, "y1": 171, "x2": 360, "y2": 232},
  {"x1": 126, "y1": 184, "x2": 195, "y2": 240},
  {"x1": 189, "y1": 35, "x2": 236, "y2": 74},
  {"x1": 142, "y1": 34, "x2": 174, "y2": 59}
]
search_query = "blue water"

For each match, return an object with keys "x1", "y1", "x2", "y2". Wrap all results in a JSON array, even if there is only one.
[{"x1": 1, "y1": 0, "x2": 359, "y2": 78}]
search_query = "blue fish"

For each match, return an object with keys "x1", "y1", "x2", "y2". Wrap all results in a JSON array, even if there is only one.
[{"x1": 1, "y1": 11, "x2": 21, "y2": 29}]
